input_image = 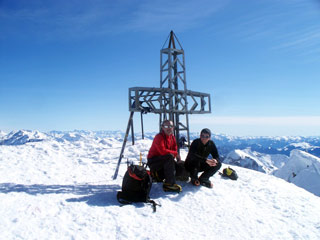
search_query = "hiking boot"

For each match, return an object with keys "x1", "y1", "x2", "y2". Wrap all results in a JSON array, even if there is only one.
[
  {"x1": 163, "y1": 183, "x2": 182, "y2": 193},
  {"x1": 191, "y1": 178, "x2": 200, "y2": 186},
  {"x1": 199, "y1": 179, "x2": 213, "y2": 188}
]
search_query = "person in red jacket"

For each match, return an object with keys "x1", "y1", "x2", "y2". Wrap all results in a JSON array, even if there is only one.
[{"x1": 147, "y1": 120, "x2": 182, "y2": 192}]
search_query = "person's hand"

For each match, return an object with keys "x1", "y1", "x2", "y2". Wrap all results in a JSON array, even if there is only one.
[
  {"x1": 176, "y1": 154, "x2": 182, "y2": 163},
  {"x1": 206, "y1": 158, "x2": 218, "y2": 167}
]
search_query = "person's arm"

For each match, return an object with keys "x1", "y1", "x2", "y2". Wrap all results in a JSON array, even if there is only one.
[
  {"x1": 153, "y1": 134, "x2": 178, "y2": 157},
  {"x1": 206, "y1": 141, "x2": 220, "y2": 167},
  {"x1": 171, "y1": 136, "x2": 181, "y2": 161},
  {"x1": 210, "y1": 141, "x2": 220, "y2": 162}
]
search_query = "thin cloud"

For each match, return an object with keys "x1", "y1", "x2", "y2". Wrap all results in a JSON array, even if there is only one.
[
  {"x1": 0, "y1": 0, "x2": 226, "y2": 40},
  {"x1": 191, "y1": 116, "x2": 320, "y2": 127},
  {"x1": 273, "y1": 29, "x2": 320, "y2": 51},
  {"x1": 124, "y1": 0, "x2": 226, "y2": 32},
  {"x1": 225, "y1": 0, "x2": 320, "y2": 58},
  {"x1": 0, "y1": 1, "x2": 132, "y2": 40}
]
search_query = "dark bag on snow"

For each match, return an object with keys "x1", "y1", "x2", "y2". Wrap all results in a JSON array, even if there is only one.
[
  {"x1": 222, "y1": 167, "x2": 238, "y2": 180},
  {"x1": 117, "y1": 163, "x2": 160, "y2": 212}
]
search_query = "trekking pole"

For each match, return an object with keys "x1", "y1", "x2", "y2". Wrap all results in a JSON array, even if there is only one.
[
  {"x1": 139, "y1": 152, "x2": 142, "y2": 166},
  {"x1": 113, "y1": 111, "x2": 134, "y2": 180}
]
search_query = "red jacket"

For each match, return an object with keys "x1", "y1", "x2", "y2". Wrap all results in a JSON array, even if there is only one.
[{"x1": 147, "y1": 131, "x2": 178, "y2": 159}]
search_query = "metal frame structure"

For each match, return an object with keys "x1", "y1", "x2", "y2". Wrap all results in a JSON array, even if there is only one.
[{"x1": 113, "y1": 31, "x2": 211, "y2": 179}]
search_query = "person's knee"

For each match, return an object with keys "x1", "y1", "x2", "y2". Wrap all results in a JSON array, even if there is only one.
[
  {"x1": 163, "y1": 154, "x2": 175, "y2": 162},
  {"x1": 185, "y1": 157, "x2": 199, "y2": 170},
  {"x1": 163, "y1": 154, "x2": 175, "y2": 168},
  {"x1": 167, "y1": 154, "x2": 175, "y2": 161},
  {"x1": 210, "y1": 161, "x2": 221, "y2": 172}
]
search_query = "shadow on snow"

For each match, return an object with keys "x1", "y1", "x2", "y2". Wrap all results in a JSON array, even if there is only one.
[
  {"x1": 0, "y1": 183, "x2": 120, "y2": 207},
  {"x1": 0, "y1": 181, "x2": 206, "y2": 207}
]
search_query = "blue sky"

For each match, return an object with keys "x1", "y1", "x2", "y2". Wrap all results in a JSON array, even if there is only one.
[{"x1": 1, "y1": 0, "x2": 320, "y2": 136}]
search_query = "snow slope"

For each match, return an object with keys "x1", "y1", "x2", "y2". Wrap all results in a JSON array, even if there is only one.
[
  {"x1": 0, "y1": 131, "x2": 319, "y2": 239},
  {"x1": 274, "y1": 149, "x2": 320, "y2": 197},
  {"x1": 224, "y1": 148, "x2": 289, "y2": 174}
]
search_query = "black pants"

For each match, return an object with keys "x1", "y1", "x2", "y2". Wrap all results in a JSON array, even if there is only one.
[
  {"x1": 147, "y1": 154, "x2": 177, "y2": 184},
  {"x1": 185, "y1": 156, "x2": 221, "y2": 181}
]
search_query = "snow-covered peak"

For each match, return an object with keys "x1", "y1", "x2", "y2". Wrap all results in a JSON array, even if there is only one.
[
  {"x1": 290, "y1": 149, "x2": 319, "y2": 165},
  {"x1": 274, "y1": 149, "x2": 320, "y2": 196},
  {"x1": 224, "y1": 149, "x2": 267, "y2": 173},
  {"x1": 275, "y1": 149, "x2": 320, "y2": 180},
  {"x1": 228, "y1": 149, "x2": 251, "y2": 159},
  {"x1": 0, "y1": 130, "x2": 47, "y2": 145},
  {"x1": 61, "y1": 132, "x2": 86, "y2": 142},
  {"x1": 288, "y1": 142, "x2": 312, "y2": 149},
  {"x1": 224, "y1": 148, "x2": 290, "y2": 174},
  {"x1": 0, "y1": 130, "x2": 7, "y2": 139}
]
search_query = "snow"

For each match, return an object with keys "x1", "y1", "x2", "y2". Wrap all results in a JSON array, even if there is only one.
[
  {"x1": 223, "y1": 148, "x2": 289, "y2": 174},
  {"x1": 0, "y1": 130, "x2": 6, "y2": 138},
  {"x1": 0, "y1": 130, "x2": 47, "y2": 145},
  {"x1": 289, "y1": 142, "x2": 312, "y2": 149},
  {"x1": 0, "y1": 131, "x2": 320, "y2": 239},
  {"x1": 274, "y1": 149, "x2": 320, "y2": 196}
]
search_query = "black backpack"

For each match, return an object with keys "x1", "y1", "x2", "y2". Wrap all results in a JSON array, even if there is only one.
[
  {"x1": 117, "y1": 163, "x2": 160, "y2": 212},
  {"x1": 222, "y1": 167, "x2": 238, "y2": 180}
]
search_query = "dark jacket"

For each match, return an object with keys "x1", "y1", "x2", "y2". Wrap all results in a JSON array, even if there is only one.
[{"x1": 186, "y1": 138, "x2": 220, "y2": 163}]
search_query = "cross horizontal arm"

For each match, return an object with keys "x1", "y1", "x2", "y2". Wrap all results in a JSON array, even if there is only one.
[{"x1": 129, "y1": 87, "x2": 211, "y2": 114}]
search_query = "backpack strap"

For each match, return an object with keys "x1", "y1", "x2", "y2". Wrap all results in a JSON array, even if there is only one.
[
  {"x1": 117, "y1": 192, "x2": 161, "y2": 213},
  {"x1": 147, "y1": 199, "x2": 161, "y2": 213},
  {"x1": 128, "y1": 167, "x2": 143, "y2": 181}
]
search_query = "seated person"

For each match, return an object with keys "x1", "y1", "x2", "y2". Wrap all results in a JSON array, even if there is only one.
[
  {"x1": 184, "y1": 128, "x2": 221, "y2": 188},
  {"x1": 147, "y1": 120, "x2": 182, "y2": 193}
]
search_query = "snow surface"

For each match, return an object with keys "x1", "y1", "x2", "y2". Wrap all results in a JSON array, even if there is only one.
[
  {"x1": 224, "y1": 148, "x2": 289, "y2": 173},
  {"x1": 1, "y1": 131, "x2": 320, "y2": 239},
  {"x1": 289, "y1": 142, "x2": 313, "y2": 149},
  {"x1": 274, "y1": 149, "x2": 320, "y2": 197}
]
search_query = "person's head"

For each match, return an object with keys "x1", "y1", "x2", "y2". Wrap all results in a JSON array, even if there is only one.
[
  {"x1": 161, "y1": 120, "x2": 174, "y2": 136},
  {"x1": 200, "y1": 128, "x2": 211, "y2": 145}
]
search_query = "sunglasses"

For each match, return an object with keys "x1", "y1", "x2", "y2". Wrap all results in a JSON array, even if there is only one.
[
  {"x1": 201, "y1": 135, "x2": 210, "y2": 139},
  {"x1": 162, "y1": 125, "x2": 174, "y2": 129}
]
